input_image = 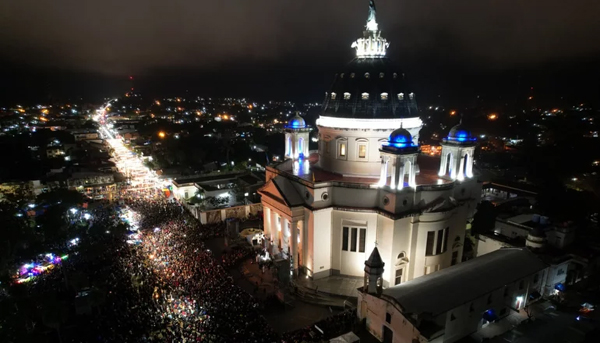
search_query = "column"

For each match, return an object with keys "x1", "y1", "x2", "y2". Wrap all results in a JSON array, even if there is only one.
[
  {"x1": 390, "y1": 158, "x2": 397, "y2": 189},
  {"x1": 438, "y1": 151, "x2": 446, "y2": 176},
  {"x1": 466, "y1": 152, "x2": 473, "y2": 178},
  {"x1": 457, "y1": 156, "x2": 465, "y2": 181},
  {"x1": 398, "y1": 161, "x2": 406, "y2": 190},
  {"x1": 282, "y1": 218, "x2": 290, "y2": 259},
  {"x1": 291, "y1": 220, "x2": 299, "y2": 274}
]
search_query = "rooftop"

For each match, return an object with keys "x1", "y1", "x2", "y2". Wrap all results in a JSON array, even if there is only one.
[
  {"x1": 272, "y1": 154, "x2": 452, "y2": 188},
  {"x1": 382, "y1": 248, "x2": 547, "y2": 316}
]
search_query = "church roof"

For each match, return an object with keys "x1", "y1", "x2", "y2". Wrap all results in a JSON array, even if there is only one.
[
  {"x1": 365, "y1": 247, "x2": 384, "y2": 268},
  {"x1": 382, "y1": 248, "x2": 546, "y2": 316}
]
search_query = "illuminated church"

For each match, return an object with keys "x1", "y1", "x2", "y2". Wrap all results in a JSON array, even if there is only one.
[{"x1": 259, "y1": 0, "x2": 481, "y2": 287}]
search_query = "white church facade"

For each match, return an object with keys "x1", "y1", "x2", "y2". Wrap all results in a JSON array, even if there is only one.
[{"x1": 259, "y1": 0, "x2": 481, "y2": 287}]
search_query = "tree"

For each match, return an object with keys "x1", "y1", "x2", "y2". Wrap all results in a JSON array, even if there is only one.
[{"x1": 471, "y1": 201, "x2": 497, "y2": 235}]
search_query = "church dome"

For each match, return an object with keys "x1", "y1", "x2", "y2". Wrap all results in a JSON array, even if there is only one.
[
  {"x1": 286, "y1": 115, "x2": 306, "y2": 129},
  {"x1": 322, "y1": 59, "x2": 418, "y2": 119},
  {"x1": 446, "y1": 122, "x2": 476, "y2": 143},
  {"x1": 388, "y1": 127, "x2": 413, "y2": 146}
]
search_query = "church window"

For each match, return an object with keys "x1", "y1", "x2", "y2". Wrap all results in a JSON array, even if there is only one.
[
  {"x1": 450, "y1": 313, "x2": 457, "y2": 321},
  {"x1": 358, "y1": 144, "x2": 367, "y2": 158},
  {"x1": 409, "y1": 92, "x2": 415, "y2": 100},
  {"x1": 331, "y1": 92, "x2": 337, "y2": 100},
  {"x1": 351, "y1": 228, "x2": 358, "y2": 252},
  {"x1": 386, "y1": 312, "x2": 392, "y2": 324},
  {"x1": 395, "y1": 268, "x2": 403, "y2": 285},
  {"x1": 361, "y1": 92, "x2": 369, "y2": 100},
  {"x1": 365, "y1": 72, "x2": 370, "y2": 78},
  {"x1": 325, "y1": 141, "x2": 330, "y2": 154},
  {"x1": 342, "y1": 227, "x2": 349, "y2": 251},
  {"x1": 344, "y1": 92, "x2": 351, "y2": 100},
  {"x1": 380, "y1": 92, "x2": 388, "y2": 100},
  {"x1": 398, "y1": 93, "x2": 404, "y2": 101},
  {"x1": 359, "y1": 228, "x2": 366, "y2": 252},
  {"x1": 451, "y1": 251, "x2": 459, "y2": 266},
  {"x1": 425, "y1": 231, "x2": 435, "y2": 256},
  {"x1": 436, "y1": 227, "x2": 449, "y2": 255},
  {"x1": 379, "y1": 72, "x2": 385, "y2": 78},
  {"x1": 339, "y1": 143, "x2": 346, "y2": 157}
]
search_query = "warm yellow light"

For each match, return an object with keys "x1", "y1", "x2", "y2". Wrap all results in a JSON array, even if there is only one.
[
  {"x1": 39, "y1": 117, "x2": 49, "y2": 122},
  {"x1": 41, "y1": 109, "x2": 49, "y2": 114},
  {"x1": 274, "y1": 119, "x2": 279, "y2": 124},
  {"x1": 196, "y1": 111, "x2": 202, "y2": 116},
  {"x1": 176, "y1": 98, "x2": 181, "y2": 102},
  {"x1": 450, "y1": 110, "x2": 456, "y2": 116},
  {"x1": 528, "y1": 96, "x2": 533, "y2": 100},
  {"x1": 488, "y1": 114, "x2": 498, "y2": 120},
  {"x1": 223, "y1": 115, "x2": 229, "y2": 120},
  {"x1": 155, "y1": 100, "x2": 161, "y2": 106},
  {"x1": 158, "y1": 132, "x2": 166, "y2": 138}
]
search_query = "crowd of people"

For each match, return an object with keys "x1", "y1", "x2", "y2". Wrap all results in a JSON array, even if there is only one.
[{"x1": 3, "y1": 196, "x2": 356, "y2": 343}]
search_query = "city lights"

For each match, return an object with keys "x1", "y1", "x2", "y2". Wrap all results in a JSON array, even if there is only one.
[{"x1": 158, "y1": 131, "x2": 166, "y2": 138}]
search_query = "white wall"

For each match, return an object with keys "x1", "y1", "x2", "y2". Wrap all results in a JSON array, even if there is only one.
[{"x1": 313, "y1": 208, "x2": 333, "y2": 279}]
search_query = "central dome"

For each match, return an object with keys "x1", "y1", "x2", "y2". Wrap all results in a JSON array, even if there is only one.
[{"x1": 322, "y1": 58, "x2": 418, "y2": 119}]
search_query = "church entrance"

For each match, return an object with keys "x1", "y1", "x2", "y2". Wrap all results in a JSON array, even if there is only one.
[{"x1": 383, "y1": 325, "x2": 393, "y2": 343}]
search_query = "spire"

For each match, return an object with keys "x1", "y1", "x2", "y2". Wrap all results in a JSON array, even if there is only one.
[{"x1": 351, "y1": 0, "x2": 389, "y2": 58}]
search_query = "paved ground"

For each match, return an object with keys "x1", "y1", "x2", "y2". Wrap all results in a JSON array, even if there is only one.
[
  {"x1": 205, "y1": 237, "x2": 341, "y2": 333},
  {"x1": 296, "y1": 275, "x2": 363, "y2": 299}
]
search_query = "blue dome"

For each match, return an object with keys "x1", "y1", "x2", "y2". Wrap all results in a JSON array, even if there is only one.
[
  {"x1": 387, "y1": 128, "x2": 416, "y2": 148},
  {"x1": 447, "y1": 123, "x2": 476, "y2": 143},
  {"x1": 287, "y1": 115, "x2": 306, "y2": 129}
]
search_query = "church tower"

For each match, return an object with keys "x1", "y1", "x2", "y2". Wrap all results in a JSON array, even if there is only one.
[
  {"x1": 378, "y1": 127, "x2": 419, "y2": 189},
  {"x1": 438, "y1": 120, "x2": 476, "y2": 181},
  {"x1": 364, "y1": 246, "x2": 385, "y2": 295},
  {"x1": 284, "y1": 114, "x2": 310, "y2": 160}
]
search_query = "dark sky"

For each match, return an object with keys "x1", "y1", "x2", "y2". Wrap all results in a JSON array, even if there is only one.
[{"x1": 1, "y1": 0, "x2": 599, "y2": 104}]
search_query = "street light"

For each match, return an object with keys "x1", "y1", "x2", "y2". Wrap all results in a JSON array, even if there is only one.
[{"x1": 158, "y1": 131, "x2": 166, "y2": 138}]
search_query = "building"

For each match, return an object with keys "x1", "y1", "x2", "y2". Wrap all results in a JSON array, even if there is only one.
[
  {"x1": 259, "y1": 0, "x2": 481, "y2": 286},
  {"x1": 358, "y1": 247, "x2": 547, "y2": 343}
]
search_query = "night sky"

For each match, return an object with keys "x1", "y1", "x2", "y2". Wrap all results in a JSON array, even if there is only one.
[{"x1": 1, "y1": 0, "x2": 599, "y2": 104}]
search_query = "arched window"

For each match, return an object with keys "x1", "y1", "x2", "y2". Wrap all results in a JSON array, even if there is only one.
[
  {"x1": 409, "y1": 92, "x2": 415, "y2": 100},
  {"x1": 398, "y1": 93, "x2": 404, "y2": 101},
  {"x1": 350, "y1": 73, "x2": 355, "y2": 78},
  {"x1": 331, "y1": 92, "x2": 337, "y2": 100},
  {"x1": 344, "y1": 92, "x2": 351, "y2": 100},
  {"x1": 361, "y1": 92, "x2": 370, "y2": 100},
  {"x1": 381, "y1": 92, "x2": 389, "y2": 100},
  {"x1": 365, "y1": 72, "x2": 370, "y2": 79},
  {"x1": 379, "y1": 72, "x2": 385, "y2": 78}
]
